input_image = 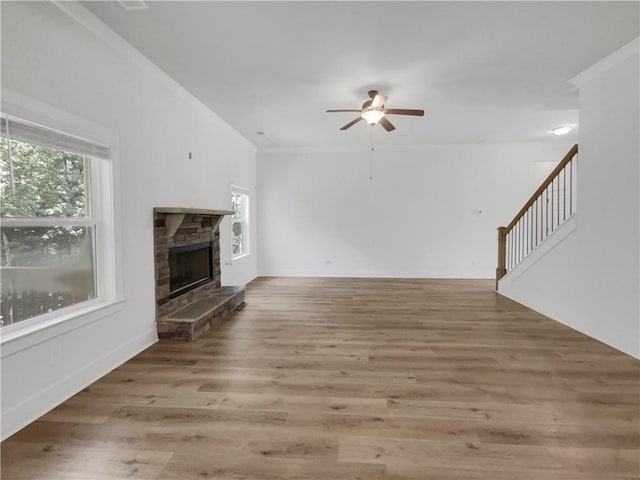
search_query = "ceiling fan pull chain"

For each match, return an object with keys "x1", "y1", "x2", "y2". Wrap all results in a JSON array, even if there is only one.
[
  {"x1": 370, "y1": 146, "x2": 375, "y2": 181},
  {"x1": 369, "y1": 129, "x2": 374, "y2": 181}
]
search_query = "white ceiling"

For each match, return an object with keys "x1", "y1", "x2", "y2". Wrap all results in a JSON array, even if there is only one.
[{"x1": 81, "y1": 1, "x2": 639, "y2": 149}]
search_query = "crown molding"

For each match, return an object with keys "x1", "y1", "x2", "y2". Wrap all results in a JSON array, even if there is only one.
[
  {"x1": 51, "y1": 1, "x2": 254, "y2": 150},
  {"x1": 571, "y1": 37, "x2": 639, "y2": 87}
]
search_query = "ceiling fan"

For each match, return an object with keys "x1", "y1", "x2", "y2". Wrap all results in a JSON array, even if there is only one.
[{"x1": 326, "y1": 90, "x2": 424, "y2": 132}]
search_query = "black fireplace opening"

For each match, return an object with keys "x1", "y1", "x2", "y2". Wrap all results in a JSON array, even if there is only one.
[{"x1": 168, "y1": 241, "x2": 213, "y2": 298}]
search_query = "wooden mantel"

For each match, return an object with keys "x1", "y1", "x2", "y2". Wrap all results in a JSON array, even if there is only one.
[
  {"x1": 154, "y1": 207, "x2": 234, "y2": 216},
  {"x1": 154, "y1": 207, "x2": 234, "y2": 237}
]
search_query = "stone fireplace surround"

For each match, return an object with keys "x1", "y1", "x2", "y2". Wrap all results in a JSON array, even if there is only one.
[{"x1": 153, "y1": 207, "x2": 245, "y2": 340}]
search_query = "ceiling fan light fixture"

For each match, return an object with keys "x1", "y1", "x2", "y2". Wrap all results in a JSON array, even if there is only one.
[
  {"x1": 328, "y1": 90, "x2": 422, "y2": 131},
  {"x1": 361, "y1": 108, "x2": 385, "y2": 125}
]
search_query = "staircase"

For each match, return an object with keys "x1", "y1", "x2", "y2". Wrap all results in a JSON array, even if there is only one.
[{"x1": 496, "y1": 144, "x2": 578, "y2": 288}]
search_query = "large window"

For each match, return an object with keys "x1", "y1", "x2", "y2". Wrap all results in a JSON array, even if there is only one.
[
  {"x1": 0, "y1": 115, "x2": 110, "y2": 328},
  {"x1": 231, "y1": 189, "x2": 249, "y2": 259}
]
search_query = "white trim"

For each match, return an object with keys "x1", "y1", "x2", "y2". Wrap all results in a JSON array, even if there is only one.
[
  {"x1": 0, "y1": 217, "x2": 95, "y2": 227},
  {"x1": 499, "y1": 213, "x2": 578, "y2": 285},
  {"x1": 1, "y1": 114, "x2": 110, "y2": 159},
  {"x1": 571, "y1": 37, "x2": 640, "y2": 87},
  {"x1": 0, "y1": 299, "x2": 126, "y2": 357},
  {"x1": 50, "y1": 1, "x2": 249, "y2": 144},
  {"x1": 260, "y1": 145, "x2": 415, "y2": 155},
  {"x1": 1, "y1": 325, "x2": 156, "y2": 441},
  {"x1": 0, "y1": 93, "x2": 124, "y2": 343},
  {"x1": 231, "y1": 188, "x2": 250, "y2": 260},
  {"x1": 1, "y1": 90, "x2": 117, "y2": 152},
  {"x1": 258, "y1": 141, "x2": 571, "y2": 155},
  {"x1": 256, "y1": 270, "x2": 495, "y2": 279},
  {"x1": 231, "y1": 184, "x2": 250, "y2": 194}
]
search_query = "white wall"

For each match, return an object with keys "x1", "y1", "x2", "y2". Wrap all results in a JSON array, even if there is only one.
[
  {"x1": 258, "y1": 143, "x2": 572, "y2": 278},
  {"x1": 0, "y1": 2, "x2": 257, "y2": 439},
  {"x1": 499, "y1": 39, "x2": 640, "y2": 359}
]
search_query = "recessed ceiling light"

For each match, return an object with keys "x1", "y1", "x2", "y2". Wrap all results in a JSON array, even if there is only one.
[{"x1": 552, "y1": 125, "x2": 573, "y2": 136}]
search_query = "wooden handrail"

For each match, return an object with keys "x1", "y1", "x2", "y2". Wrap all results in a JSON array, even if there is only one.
[
  {"x1": 505, "y1": 144, "x2": 578, "y2": 233},
  {"x1": 496, "y1": 144, "x2": 578, "y2": 287}
]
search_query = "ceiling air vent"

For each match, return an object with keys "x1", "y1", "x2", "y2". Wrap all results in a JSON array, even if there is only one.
[{"x1": 117, "y1": 1, "x2": 149, "y2": 11}]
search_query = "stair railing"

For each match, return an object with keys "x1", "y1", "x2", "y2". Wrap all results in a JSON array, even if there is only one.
[{"x1": 496, "y1": 144, "x2": 578, "y2": 288}]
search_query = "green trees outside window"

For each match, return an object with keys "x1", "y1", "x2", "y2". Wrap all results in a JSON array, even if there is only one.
[
  {"x1": 231, "y1": 191, "x2": 248, "y2": 258},
  {"x1": 1, "y1": 136, "x2": 96, "y2": 326}
]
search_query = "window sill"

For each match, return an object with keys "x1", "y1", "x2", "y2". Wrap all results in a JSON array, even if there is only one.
[
  {"x1": 0, "y1": 298, "x2": 126, "y2": 358},
  {"x1": 232, "y1": 252, "x2": 251, "y2": 262}
]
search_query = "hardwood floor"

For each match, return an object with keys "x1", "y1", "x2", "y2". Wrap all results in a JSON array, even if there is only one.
[{"x1": 2, "y1": 277, "x2": 639, "y2": 479}]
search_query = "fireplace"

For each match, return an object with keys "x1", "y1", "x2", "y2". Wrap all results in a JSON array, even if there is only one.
[
  {"x1": 168, "y1": 241, "x2": 213, "y2": 298},
  {"x1": 153, "y1": 207, "x2": 245, "y2": 340}
]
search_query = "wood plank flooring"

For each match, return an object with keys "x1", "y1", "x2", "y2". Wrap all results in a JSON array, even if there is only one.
[{"x1": 2, "y1": 277, "x2": 639, "y2": 479}]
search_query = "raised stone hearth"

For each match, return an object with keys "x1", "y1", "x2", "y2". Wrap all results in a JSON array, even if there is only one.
[
  {"x1": 157, "y1": 286, "x2": 245, "y2": 341},
  {"x1": 153, "y1": 207, "x2": 245, "y2": 341}
]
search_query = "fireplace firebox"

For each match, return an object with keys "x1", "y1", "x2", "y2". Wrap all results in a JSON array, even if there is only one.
[{"x1": 168, "y1": 241, "x2": 213, "y2": 298}]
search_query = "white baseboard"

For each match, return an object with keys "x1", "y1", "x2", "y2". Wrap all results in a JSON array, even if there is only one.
[
  {"x1": 1, "y1": 327, "x2": 157, "y2": 441},
  {"x1": 256, "y1": 270, "x2": 494, "y2": 279},
  {"x1": 499, "y1": 214, "x2": 578, "y2": 285}
]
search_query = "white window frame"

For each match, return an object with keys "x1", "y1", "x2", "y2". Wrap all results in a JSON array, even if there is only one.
[
  {"x1": 0, "y1": 99, "x2": 121, "y2": 346},
  {"x1": 231, "y1": 186, "x2": 250, "y2": 260}
]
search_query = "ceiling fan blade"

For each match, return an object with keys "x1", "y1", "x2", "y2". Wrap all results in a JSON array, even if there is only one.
[
  {"x1": 340, "y1": 116, "x2": 363, "y2": 130},
  {"x1": 379, "y1": 117, "x2": 395, "y2": 132},
  {"x1": 371, "y1": 94, "x2": 387, "y2": 108},
  {"x1": 384, "y1": 109, "x2": 424, "y2": 116},
  {"x1": 326, "y1": 109, "x2": 362, "y2": 113}
]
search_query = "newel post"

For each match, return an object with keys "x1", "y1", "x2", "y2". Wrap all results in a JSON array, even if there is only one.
[{"x1": 496, "y1": 226, "x2": 507, "y2": 290}]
